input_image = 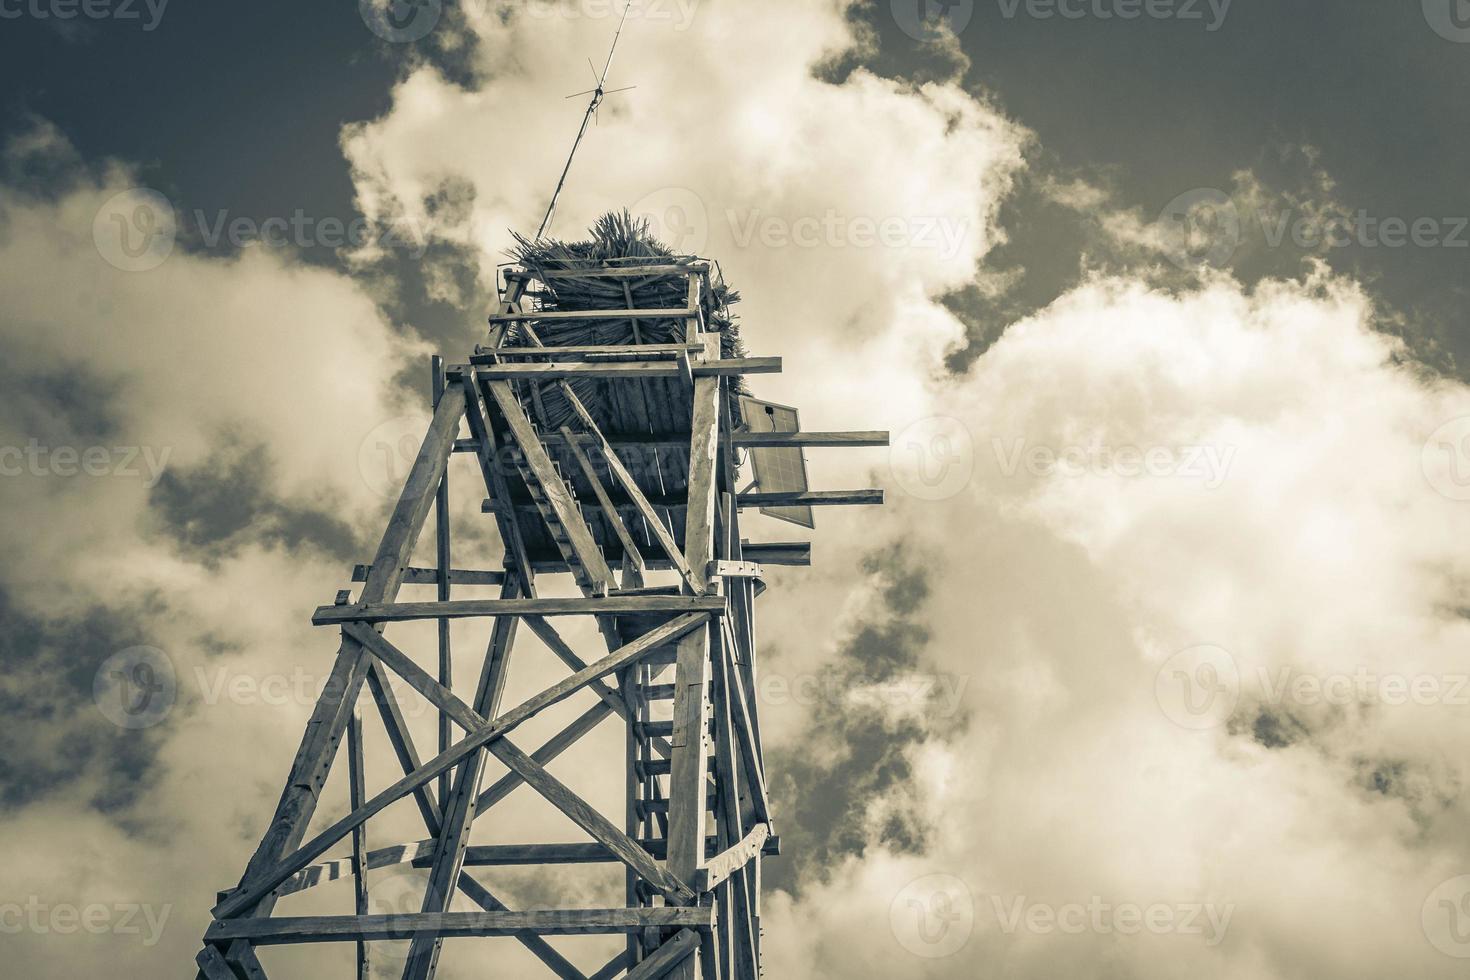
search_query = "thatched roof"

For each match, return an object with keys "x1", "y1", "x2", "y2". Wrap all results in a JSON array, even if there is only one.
[{"x1": 482, "y1": 211, "x2": 750, "y2": 569}]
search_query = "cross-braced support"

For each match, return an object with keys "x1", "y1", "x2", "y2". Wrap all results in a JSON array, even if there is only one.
[{"x1": 197, "y1": 257, "x2": 885, "y2": 979}]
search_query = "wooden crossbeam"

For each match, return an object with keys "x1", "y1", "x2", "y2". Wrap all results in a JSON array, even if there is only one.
[
  {"x1": 626, "y1": 929, "x2": 700, "y2": 979},
  {"x1": 200, "y1": 381, "x2": 469, "y2": 978},
  {"x1": 473, "y1": 343, "x2": 703, "y2": 361},
  {"x1": 455, "y1": 873, "x2": 587, "y2": 980},
  {"x1": 206, "y1": 908, "x2": 715, "y2": 945},
  {"x1": 489, "y1": 306, "x2": 695, "y2": 322},
  {"x1": 364, "y1": 659, "x2": 443, "y2": 837},
  {"x1": 695, "y1": 824, "x2": 771, "y2": 893},
  {"x1": 738, "y1": 489, "x2": 884, "y2": 507},
  {"x1": 213, "y1": 614, "x2": 710, "y2": 919},
  {"x1": 507, "y1": 262, "x2": 708, "y2": 280},
  {"x1": 561, "y1": 425, "x2": 648, "y2": 585},
  {"x1": 480, "y1": 490, "x2": 882, "y2": 514},
  {"x1": 487, "y1": 377, "x2": 614, "y2": 595},
  {"x1": 453, "y1": 431, "x2": 889, "y2": 453},
  {"x1": 461, "y1": 372, "x2": 538, "y2": 592},
  {"x1": 314, "y1": 596, "x2": 725, "y2": 625},
  {"x1": 401, "y1": 574, "x2": 523, "y2": 980},
  {"x1": 248, "y1": 834, "x2": 784, "y2": 902},
  {"x1": 458, "y1": 358, "x2": 780, "y2": 380}
]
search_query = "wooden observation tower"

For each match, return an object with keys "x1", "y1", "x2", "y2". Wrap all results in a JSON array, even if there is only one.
[{"x1": 195, "y1": 242, "x2": 887, "y2": 980}]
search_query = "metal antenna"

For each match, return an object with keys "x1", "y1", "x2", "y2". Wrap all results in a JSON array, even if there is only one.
[{"x1": 535, "y1": 3, "x2": 635, "y2": 240}]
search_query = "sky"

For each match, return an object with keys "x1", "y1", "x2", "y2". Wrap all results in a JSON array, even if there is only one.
[{"x1": 2, "y1": 1, "x2": 1470, "y2": 977}]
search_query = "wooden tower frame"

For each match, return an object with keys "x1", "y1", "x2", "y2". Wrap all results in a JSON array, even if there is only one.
[{"x1": 194, "y1": 256, "x2": 887, "y2": 980}]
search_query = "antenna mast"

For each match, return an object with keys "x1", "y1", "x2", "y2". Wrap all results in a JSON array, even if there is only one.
[{"x1": 535, "y1": 4, "x2": 635, "y2": 240}]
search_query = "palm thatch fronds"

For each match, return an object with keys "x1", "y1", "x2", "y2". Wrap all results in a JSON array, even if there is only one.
[{"x1": 498, "y1": 211, "x2": 749, "y2": 433}]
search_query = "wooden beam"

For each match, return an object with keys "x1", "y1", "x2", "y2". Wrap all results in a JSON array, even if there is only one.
[
  {"x1": 347, "y1": 704, "x2": 369, "y2": 980},
  {"x1": 364, "y1": 659, "x2": 443, "y2": 838},
  {"x1": 487, "y1": 378, "x2": 614, "y2": 594},
  {"x1": 684, "y1": 376, "x2": 721, "y2": 594},
  {"x1": 560, "y1": 425, "x2": 648, "y2": 586},
  {"x1": 694, "y1": 824, "x2": 771, "y2": 893},
  {"x1": 454, "y1": 431, "x2": 888, "y2": 453},
  {"x1": 214, "y1": 614, "x2": 711, "y2": 919},
  {"x1": 460, "y1": 373, "x2": 537, "y2": 593},
  {"x1": 508, "y1": 262, "x2": 708, "y2": 280},
  {"x1": 206, "y1": 908, "x2": 715, "y2": 945},
  {"x1": 489, "y1": 306, "x2": 695, "y2": 322},
  {"x1": 461, "y1": 358, "x2": 780, "y2": 381},
  {"x1": 473, "y1": 701, "x2": 612, "y2": 813},
  {"x1": 203, "y1": 382, "x2": 468, "y2": 976},
  {"x1": 472, "y1": 343, "x2": 702, "y2": 361},
  {"x1": 454, "y1": 874, "x2": 587, "y2": 980},
  {"x1": 739, "y1": 542, "x2": 810, "y2": 567},
  {"x1": 481, "y1": 491, "x2": 881, "y2": 514},
  {"x1": 738, "y1": 489, "x2": 884, "y2": 507},
  {"x1": 352, "y1": 564, "x2": 506, "y2": 587},
  {"x1": 484, "y1": 738, "x2": 697, "y2": 904},
  {"x1": 401, "y1": 575, "x2": 523, "y2": 980},
  {"x1": 626, "y1": 930, "x2": 700, "y2": 980},
  {"x1": 314, "y1": 595, "x2": 726, "y2": 625}
]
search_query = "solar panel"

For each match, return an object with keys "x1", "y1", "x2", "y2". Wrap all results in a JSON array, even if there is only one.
[{"x1": 739, "y1": 396, "x2": 815, "y2": 530}]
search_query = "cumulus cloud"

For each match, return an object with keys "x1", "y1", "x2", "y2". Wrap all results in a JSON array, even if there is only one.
[{"x1": 767, "y1": 266, "x2": 1470, "y2": 978}]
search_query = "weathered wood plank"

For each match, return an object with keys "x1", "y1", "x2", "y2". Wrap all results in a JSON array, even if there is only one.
[
  {"x1": 206, "y1": 908, "x2": 715, "y2": 945},
  {"x1": 684, "y1": 376, "x2": 721, "y2": 594},
  {"x1": 314, "y1": 596, "x2": 724, "y2": 625},
  {"x1": 695, "y1": 824, "x2": 771, "y2": 893},
  {"x1": 484, "y1": 738, "x2": 697, "y2": 904},
  {"x1": 487, "y1": 378, "x2": 614, "y2": 594},
  {"x1": 625, "y1": 929, "x2": 700, "y2": 980},
  {"x1": 454, "y1": 874, "x2": 587, "y2": 980},
  {"x1": 461, "y1": 358, "x2": 780, "y2": 381},
  {"x1": 489, "y1": 306, "x2": 695, "y2": 322},
  {"x1": 204, "y1": 382, "x2": 468, "y2": 975}
]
